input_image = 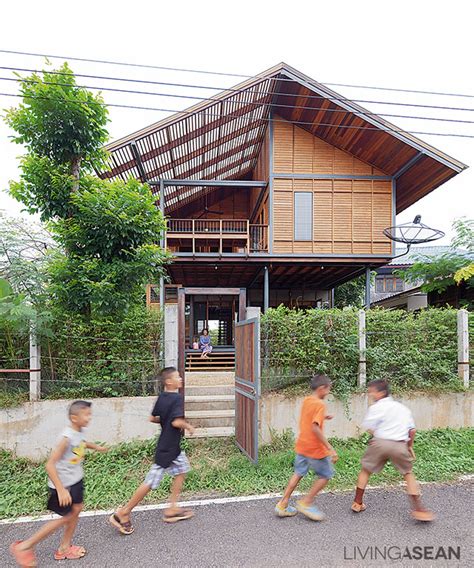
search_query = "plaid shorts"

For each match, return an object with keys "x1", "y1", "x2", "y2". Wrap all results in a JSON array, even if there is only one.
[{"x1": 144, "y1": 452, "x2": 191, "y2": 490}]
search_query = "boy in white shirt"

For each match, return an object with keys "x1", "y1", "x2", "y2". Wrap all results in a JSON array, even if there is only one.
[{"x1": 351, "y1": 379, "x2": 434, "y2": 522}]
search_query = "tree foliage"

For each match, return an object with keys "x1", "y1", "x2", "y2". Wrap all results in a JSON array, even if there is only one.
[
  {"x1": 334, "y1": 274, "x2": 366, "y2": 308},
  {"x1": 0, "y1": 212, "x2": 54, "y2": 304},
  {"x1": 4, "y1": 64, "x2": 167, "y2": 317},
  {"x1": 396, "y1": 218, "x2": 474, "y2": 295}
]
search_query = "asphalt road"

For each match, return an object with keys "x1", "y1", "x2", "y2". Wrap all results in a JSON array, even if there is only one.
[{"x1": 1, "y1": 481, "x2": 472, "y2": 568}]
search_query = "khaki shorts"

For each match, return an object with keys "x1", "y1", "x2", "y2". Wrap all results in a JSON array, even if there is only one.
[{"x1": 361, "y1": 438, "x2": 413, "y2": 475}]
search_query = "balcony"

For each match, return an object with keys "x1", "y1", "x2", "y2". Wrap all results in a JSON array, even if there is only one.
[{"x1": 166, "y1": 219, "x2": 268, "y2": 254}]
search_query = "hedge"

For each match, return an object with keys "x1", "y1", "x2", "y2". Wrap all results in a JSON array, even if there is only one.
[{"x1": 261, "y1": 306, "x2": 467, "y2": 397}]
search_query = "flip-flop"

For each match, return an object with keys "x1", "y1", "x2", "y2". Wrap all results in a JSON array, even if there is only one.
[
  {"x1": 163, "y1": 508, "x2": 194, "y2": 523},
  {"x1": 10, "y1": 541, "x2": 37, "y2": 567},
  {"x1": 109, "y1": 513, "x2": 135, "y2": 535},
  {"x1": 54, "y1": 545, "x2": 86, "y2": 560}
]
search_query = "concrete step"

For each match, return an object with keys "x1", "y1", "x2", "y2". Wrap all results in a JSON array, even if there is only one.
[
  {"x1": 185, "y1": 385, "x2": 234, "y2": 396},
  {"x1": 186, "y1": 426, "x2": 235, "y2": 438},
  {"x1": 185, "y1": 395, "x2": 235, "y2": 411},
  {"x1": 185, "y1": 372, "x2": 235, "y2": 386},
  {"x1": 186, "y1": 409, "x2": 235, "y2": 428}
]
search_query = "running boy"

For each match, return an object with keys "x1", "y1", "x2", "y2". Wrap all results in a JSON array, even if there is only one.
[
  {"x1": 351, "y1": 379, "x2": 434, "y2": 522},
  {"x1": 109, "y1": 367, "x2": 195, "y2": 534},
  {"x1": 275, "y1": 374, "x2": 338, "y2": 521},
  {"x1": 10, "y1": 400, "x2": 107, "y2": 567}
]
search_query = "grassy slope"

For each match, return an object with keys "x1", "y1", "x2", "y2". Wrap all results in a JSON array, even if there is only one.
[{"x1": 1, "y1": 428, "x2": 473, "y2": 519}]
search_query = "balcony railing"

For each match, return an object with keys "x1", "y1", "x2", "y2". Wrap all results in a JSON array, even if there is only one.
[{"x1": 167, "y1": 219, "x2": 268, "y2": 253}]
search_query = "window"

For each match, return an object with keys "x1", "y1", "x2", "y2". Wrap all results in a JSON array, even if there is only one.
[
  {"x1": 294, "y1": 192, "x2": 313, "y2": 241},
  {"x1": 375, "y1": 276, "x2": 404, "y2": 293}
]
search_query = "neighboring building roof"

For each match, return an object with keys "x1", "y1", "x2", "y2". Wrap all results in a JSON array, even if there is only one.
[
  {"x1": 371, "y1": 285, "x2": 424, "y2": 306},
  {"x1": 388, "y1": 245, "x2": 464, "y2": 266},
  {"x1": 96, "y1": 62, "x2": 467, "y2": 214}
]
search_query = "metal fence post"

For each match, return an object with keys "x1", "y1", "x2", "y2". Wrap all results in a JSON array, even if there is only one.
[
  {"x1": 358, "y1": 309, "x2": 367, "y2": 388},
  {"x1": 29, "y1": 325, "x2": 41, "y2": 401},
  {"x1": 457, "y1": 309, "x2": 469, "y2": 388}
]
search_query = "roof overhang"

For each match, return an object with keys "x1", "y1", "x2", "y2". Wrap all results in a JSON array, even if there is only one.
[{"x1": 96, "y1": 62, "x2": 467, "y2": 214}]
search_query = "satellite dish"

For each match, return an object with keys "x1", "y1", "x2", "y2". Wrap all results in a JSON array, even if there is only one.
[{"x1": 383, "y1": 215, "x2": 445, "y2": 258}]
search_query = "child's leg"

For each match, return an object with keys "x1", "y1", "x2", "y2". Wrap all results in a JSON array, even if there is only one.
[
  {"x1": 58, "y1": 504, "x2": 84, "y2": 554},
  {"x1": 299, "y1": 477, "x2": 329, "y2": 507},
  {"x1": 277, "y1": 473, "x2": 303, "y2": 509},
  {"x1": 116, "y1": 482, "x2": 152, "y2": 521},
  {"x1": 353, "y1": 468, "x2": 372, "y2": 505},
  {"x1": 404, "y1": 472, "x2": 434, "y2": 520},
  {"x1": 16, "y1": 516, "x2": 70, "y2": 551}
]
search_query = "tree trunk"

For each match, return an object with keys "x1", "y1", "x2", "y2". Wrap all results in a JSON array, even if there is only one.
[{"x1": 71, "y1": 156, "x2": 82, "y2": 192}]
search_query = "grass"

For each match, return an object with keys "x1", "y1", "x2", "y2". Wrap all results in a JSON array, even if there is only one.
[{"x1": 0, "y1": 427, "x2": 473, "y2": 519}]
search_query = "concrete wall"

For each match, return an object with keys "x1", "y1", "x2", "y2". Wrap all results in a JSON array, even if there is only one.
[
  {"x1": 2, "y1": 391, "x2": 472, "y2": 460},
  {"x1": 164, "y1": 304, "x2": 178, "y2": 368},
  {"x1": 1, "y1": 397, "x2": 160, "y2": 460},
  {"x1": 259, "y1": 391, "x2": 474, "y2": 444}
]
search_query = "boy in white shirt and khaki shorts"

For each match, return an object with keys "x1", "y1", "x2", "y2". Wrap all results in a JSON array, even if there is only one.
[{"x1": 352, "y1": 379, "x2": 434, "y2": 522}]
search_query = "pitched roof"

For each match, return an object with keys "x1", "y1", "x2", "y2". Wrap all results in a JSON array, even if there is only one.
[
  {"x1": 96, "y1": 62, "x2": 467, "y2": 213},
  {"x1": 389, "y1": 245, "x2": 471, "y2": 266}
]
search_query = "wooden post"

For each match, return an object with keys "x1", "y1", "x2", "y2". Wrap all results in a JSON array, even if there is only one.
[
  {"x1": 239, "y1": 288, "x2": 247, "y2": 321},
  {"x1": 29, "y1": 325, "x2": 41, "y2": 401},
  {"x1": 358, "y1": 309, "x2": 367, "y2": 388},
  {"x1": 458, "y1": 309, "x2": 469, "y2": 388},
  {"x1": 177, "y1": 287, "x2": 186, "y2": 393},
  {"x1": 263, "y1": 266, "x2": 269, "y2": 313}
]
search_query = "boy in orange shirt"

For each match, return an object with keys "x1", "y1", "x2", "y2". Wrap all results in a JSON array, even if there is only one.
[{"x1": 275, "y1": 374, "x2": 337, "y2": 521}]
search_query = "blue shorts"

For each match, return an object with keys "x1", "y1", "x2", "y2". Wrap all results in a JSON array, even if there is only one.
[{"x1": 294, "y1": 454, "x2": 334, "y2": 479}]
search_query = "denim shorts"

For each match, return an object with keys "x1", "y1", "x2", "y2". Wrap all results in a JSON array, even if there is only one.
[{"x1": 294, "y1": 454, "x2": 335, "y2": 479}]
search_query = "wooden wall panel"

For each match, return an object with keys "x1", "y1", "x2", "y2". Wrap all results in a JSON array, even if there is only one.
[
  {"x1": 273, "y1": 116, "x2": 385, "y2": 176},
  {"x1": 272, "y1": 178, "x2": 392, "y2": 255},
  {"x1": 273, "y1": 120, "x2": 293, "y2": 171}
]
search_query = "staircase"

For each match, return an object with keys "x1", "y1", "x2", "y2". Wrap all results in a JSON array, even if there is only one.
[
  {"x1": 185, "y1": 372, "x2": 235, "y2": 438},
  {"x1": 185, "y1": 349, "x2": 235, "y2": 372}
]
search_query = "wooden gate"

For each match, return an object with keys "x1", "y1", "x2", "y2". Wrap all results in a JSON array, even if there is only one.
[{"x1": 234, "y1": 318, "x2": 260, "y2": 463}]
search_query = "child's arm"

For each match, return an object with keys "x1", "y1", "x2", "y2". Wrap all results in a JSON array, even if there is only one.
[
  {"x1": 172, "y1": 417, "x2": 195, "y2": 436},
  {"x1": 312, "y1": 423, "x2": 338, "y2": 462},
  {"x1": 85, "y1": 441, "x2": 108, "y2": 452},
  {"x1": 45, "y1": 438, "x2": 72, "y2": 507},
  {"x1": 149, "y1": 416, "x2": 161, "y2": 424},
  {"x1": 407, "y1": 428, "x2": 416, "y2": 460}
]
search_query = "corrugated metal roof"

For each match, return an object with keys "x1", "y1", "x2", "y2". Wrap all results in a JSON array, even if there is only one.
[{"x1": 389, "y1": 245, "x2": 470, "y2": 266}]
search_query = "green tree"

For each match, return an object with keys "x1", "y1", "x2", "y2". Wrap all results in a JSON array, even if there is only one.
[
  {"x1": 4, "y1": 64, "x2": 168, "y2": 317},
  {"x1": 334, "y1": 272, "x2": 376, "y2": 308},
  {"x1": 396, "y1": 218, "x2": 474, "y2": 297},
  {"x1": 0, "y1": 212, "x2": 54, "y2": 305},
  {"x1": 5, "y1": 63, "x2": 109, "y2": 206}
]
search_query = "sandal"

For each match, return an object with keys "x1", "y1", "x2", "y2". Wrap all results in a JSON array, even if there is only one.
[
  {"x1": 10, "y1": 541, "x2": 37, "y2": 567},
  {"x1": 163, "y1": 508, "x2": 194, "y2": 523},
  {"x1": 351, "y1": 502, "x2": 367, "y2": 513},
  {"x1": 109, "y1": 513, "x2": 135, "y2": 535},
  {"x1": 54, "y1": 545, "x2": 86, "y2": 560}
]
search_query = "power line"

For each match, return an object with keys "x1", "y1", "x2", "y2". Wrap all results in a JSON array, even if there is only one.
[
  {"x1": 2, "y1": 74, "x2": 474, "y2": 126},
  {"x1": 2, "y1": 65, "x2": 474, "y2": 114},
  {"x1": 1, "y1": 48, "x2": 473, "y2": 99},
  {"x1": 1, "y1": 91, "x2": 473, "y2": 139}
]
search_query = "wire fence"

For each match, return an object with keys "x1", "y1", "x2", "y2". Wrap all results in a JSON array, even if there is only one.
[
  {"x1": 260, "y1": 308, "x2": 471, "y2": 395},
  {"x1": 0, "y1": 322, "x2": 164, "y2": 400}
]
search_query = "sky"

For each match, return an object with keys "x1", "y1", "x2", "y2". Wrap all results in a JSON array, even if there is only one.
[{"x1": 1, "y1": 0, "x2": 473, "y2": 244}]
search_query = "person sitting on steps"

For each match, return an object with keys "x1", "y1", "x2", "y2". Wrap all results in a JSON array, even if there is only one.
[{"x1": 199, "y1": 328, "x2": 213, "y2": 359}]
